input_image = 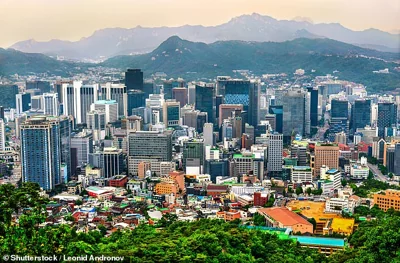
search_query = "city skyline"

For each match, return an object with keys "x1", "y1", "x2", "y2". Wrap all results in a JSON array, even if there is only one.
[{"x1": 0, "y1": 0, "x2": 399, "y2": 48}]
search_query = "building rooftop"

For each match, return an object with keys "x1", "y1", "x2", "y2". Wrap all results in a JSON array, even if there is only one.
[
  {"x1": 326, "y1": 169, "x2": 340, "y2": 174},
  {"x1": 95, "y1": 100, "x2": 117, "y2": 104},
  {"x1": 331, "y1": 218, "x2": 355, "y2": 233},
  {"x1": 258, "y1": 207, "x2": 312, "y2": 227},
  {"x1": 287, "y1": 200, "x2": 340, "y2": 223},
  {"x1": 233, "y1": 153, "x2": 255, "y2": 159},
  {"x1": 290, "y1": 236, "x2": 345, "y2": 247},
  {"x1": 293, "y1": 166, "x2": 312, "y2": 171}
]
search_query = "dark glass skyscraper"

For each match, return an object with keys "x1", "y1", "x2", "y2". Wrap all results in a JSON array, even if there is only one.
[
  {"x1": 309, "y1": 88, "x2": 319, "y2": 127},
  {"x1": 377, "y1": 102, "x2": 397, "y2": 138},
  {"x1": 351, "y1": 99, "x2": 371, "y2": 132},
  {"x1": 331, "y1": 99, "x2": 349, "y2": 118},
  {"x1": 269, "y1": 105, "x2": 283, "y2": 133},
  {"x1": 195, "y1": 84, "x2": 215, "y2": 125},
  {"x1": 127, "y1": 90, "x2": 146, "y2": 115},
  {"x1": 125, "y1": 69, "x2": 143, "y2": 91},
  {"x1": 0, "y1": 84, "x2": 19, "y2": 108}
]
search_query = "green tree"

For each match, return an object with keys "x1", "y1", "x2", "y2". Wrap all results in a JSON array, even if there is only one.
[{"x1": 296, "y1": 186, "x2": 303, "y2": 195}]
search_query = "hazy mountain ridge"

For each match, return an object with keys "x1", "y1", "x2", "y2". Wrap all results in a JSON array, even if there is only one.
[{"x1": 10, "y1": 13, "x2": 400, "y2": 60}]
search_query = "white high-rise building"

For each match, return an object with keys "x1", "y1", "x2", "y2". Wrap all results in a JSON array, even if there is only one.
[
  {"x1": 0, "y1": 119, "x2": 5, "y2": 151},
  {"x1": 43, "y1": 93, "x2": 59, "y2": 116},
  {"x1": 62, "y1": 81, "x2": 99, "y2": 124},
  {"x1": 91, "y1": 100, "x2": 118, "y2": 124},
  {"x1": 266, "y1": 132, "x2": 283, "y2": 174},
  {"x1": 101, "y1": 83, "x2": 127, "y2": 117},
  {"x1": 203, "y1": 123, "x2": 214, "y2": 147}
]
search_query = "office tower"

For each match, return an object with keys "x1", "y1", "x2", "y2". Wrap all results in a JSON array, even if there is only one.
[
  {"x1": 87, "y1": 110, "x2": 106, "y2": 142},
  {"x1": 291, "y1": 145, "x2": 307, "y2": 166},
  {"x1": 291, "y1": 166, "x2": 313, "y2": 183},
  {"x1": 205, "y1": 159, "x2": 229, "y2": 183},
  {"x1": 266, "y1": 133, "x2": 283, "y2": 176},
  {"x1": 314, "y1": 144, "x2": 339, "y2": 177},
  {"x1": 197, "y1": 112, "x2": 208, "y2": 133},
  {"x1": 0, "y1": 106, "x2": 5, "y2": 119},
  {"x1": 0, "y1": 119, "x2": 5, "y2": 151},
  {"x1": 221, "y1": 120, "x2": 233, "y2": 140},
  {"x1": 269, "y1": 105, "x2": 283, "y2": 133},
  {"x1": 101, "y1": 83, "x2": 127, "y2": 117},
  {"x1": 203, "y1": 123, "x2": 214, "y2": 146},
  {"x1": 183, "y1": 139, "x2": 204, "y2": 170},
  {"x1": 20, "y1": 116, "x2": 62, "y2": 190},
  {"x1": 43, "y1": 93, "x2": 59, "y2": 116},
  {"x1": 195, "y1": 84, "x2": 215, "y2": 125},
  {"x1": 395, "y1": 144, "x2": 400, "y2": 175},
  {"x1": 264, "y1": 114, "x2": 276, "y2": 132},
  {"x1": 219, "y1": 104, "x2": 243, "y2": 127},
  {"x1": 282, "y1": 89, "x2": 306, "y2": 139},
  {"x1": 385, "y1": 145, "x2": 395, "y2": 173},
  {"x1": 330, "y1": 99, "x2": 349, "y2": 141},
  {"x1": 125, "y1": 69, "x2": 143, "y2": 91},
  {"x1": 30, "y1": 95, "x2": 43, "y2": 111},
  {"x1": 187, "y1": 84, "x2": 196, "y2": 105},
  {"x1": 0, "y1": 84, "x2": 19, "y2": 108},
  {"x1": 62, "y1": 81, "x2": 99, "y2": 124},
  {"x1": 162, "y1": 80, "x2": 174, "y2": 100},
  {"x1": 16, "y1": 93, "x2": 31, "y2": 115},
  {"x1": 102, "y1": 147, "x2": 124, "y2": 178},
  {"x1": 219, "y1": 79, "x2": 260, "y2": 126},
  {"x1": 232, "y1": 116, "x2": 243, "y2": 139},
  {"x1": 335, "y1": 131, "x2": 347, "y2": 145},
  {"x1": 91, "y1": 100, "x2": 118, "y2": 124},
  {"x1": 172, "y1": 87, "x2": 188, "y2": 107},
  {"x1": 183, "y1": 110, "x2": 200, "y2": 129},
  {"x1": 26, "y1": 80, "x2": 51, "y2": 93},
  {"x1": 163, "y1": 100, "x2": 180, "y2": 127},
  {"x1": 304, "y1": 92, "x2": 311, "y2": 136},
  {"x1": 128, "y1": 131, "x2": 172, "y2": 161},
  {"x1": 59, "y1": 116, "x2": 72, "y2": 180},
  {"x1": 351, "y1": 99, "x2": 371, "y2": 133},
  {"x1": 71, "y1": 130, "x2": 93, "y2": 167},
  {"x1": 122, "y1": 115, "x2": 143, "y2": 131},
  {"x1": 143, "y1": 81, "x2": 154, "y2": 97},
  {"x1": 245, "y1": 123, "x2": 255, "y2": 142},
  {"x1": 127, "y1": 89, "x2": 146, "y2": 115},
  {"x1": 377, "y1": 102, "x2": 397, "y2": 138},
  {"x1": 308, "y1": 87, "x2": 319, "y2": 127}
]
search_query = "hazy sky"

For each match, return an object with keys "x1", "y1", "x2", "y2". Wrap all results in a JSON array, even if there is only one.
[{"x1": 0, "y1": 0, "x2": 399, "y2": 47}]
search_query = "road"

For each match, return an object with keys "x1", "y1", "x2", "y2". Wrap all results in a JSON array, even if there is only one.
[{"x1": 367, "y1": 163, "x2": 389, "y2": 183}]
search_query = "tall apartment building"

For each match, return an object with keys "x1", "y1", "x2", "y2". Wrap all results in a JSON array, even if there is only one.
[
  {"x1": 313, "y1": 144, "x2": 339, "y2": 177},
  {"x1": 20, "y1": 116, "x2": 62, "y2": 190}
]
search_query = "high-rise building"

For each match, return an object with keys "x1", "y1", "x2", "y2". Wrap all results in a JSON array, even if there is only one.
[
  {"x1": 172, "y1": 87, "x2": 188, "y2": 107},
  {"x1": 266, "y1": 133, "x2": 283, "y2": 176},
  {"x1": 62, "y1": 81, "x2": 99, "y2": 124},
  {"x1": 195, "y1": 84, "x2": 215, "y2": 125},
  {"x1": 204, "y1": 159, "x2": 229, "y2": 183},
  {"x1": 314, "y1": 144, "x2": 339, "y2": 177},
  {"x1": 43, "y1": 93, "x2": 59, "y2": 116},
  {"x1": 351, "y1": 99, "x2": 371, "y2": 133},
  {"x1": 71, "y1": 130, "x2": 93, "y2": 167},
  {"x1": 125, "y1": 69, "x2": 143, "y2": 91},
  {"x1": 16, "y1": 93, "x2": 31, "y2": 115},
  {"x1": 219, "y1": 104, "x2": 243, "y2": 127},
  {"x1": 127, "y1": 89, "x2": 146, "y2": 115},
  {"x1": 102, "y1": 147, "x2": 124, "y2": 178},
  {"x1": 87, "y1": 110, "x2": 106, "y2": 142},
  {"x1": 59, "y1": 116, "x2": 72, "y2": 180},
  {"x1": 91, "y1": 100, "x2": 118, "y2": 124},
  {"x1": 331, "y1": 99, "x2": 349, "y2": 119},
  {"x1": 30, "y1": 95, "x2": 43, "y2": 111},
  {"x1": 26, "y1": 80, "x2": 51, "y2": 93},
  {"x1": 203, "y1": 123, "x2": 214, "y2": 146},
  {"x1": 377, "y1": 102, "x2": 397, "y2": 138},
  {"x1": 20, "y1": 116, "x2": 62, "y2": 190},
  {"x1": 269, "y1": 105, "x2": 283, "y2": 134},
  {"x1": 282, "y1": 89, "x2": 306, "y2": 139},
  {"x1": 394, "y1": 144, "x2": 400, "y2": 176},
  {"x1": 0, "y1": 119, "x2": 5, "y2": 151},
  {"x1": 163, "y1": 100, "x2": 180, "y2": 127},
  {"x1": 101, "y1": 83, "x2": 127, "y2": 117},
  {"x1": 330, "y1": 99, "x2": 349, "y2": 141},
  {"x1": 291, "y1": 145, "x2": 307, "y2": 166},
  {"x1": 182, "y1": 139, "x2": 204, "y2": 170},
  {"x1": 308, "y1": 87, "x2": 319, "y2": 127},
  {"x1": 0, "y1": 84, "x2": 19, "y2": 108},
  {"x1": 0, "y1": 106, "x2": 4, "y2": 119},
  {"x1": 219, "y1": 79, "x2": 259, "y2": 126}
]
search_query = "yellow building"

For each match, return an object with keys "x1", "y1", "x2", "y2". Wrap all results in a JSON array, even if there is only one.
[
  {"x1": 323, "y1": 218, "x2": 355, "y2": 236},
  {"x1": 155, "y1": 181, "x2": 178, "y2": 196},
  {"x1": 374, "y1": 189, "x2": 400, "y2": 211}
]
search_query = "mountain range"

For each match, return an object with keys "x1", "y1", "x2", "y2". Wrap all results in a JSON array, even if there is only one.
[{"x1": 10, "y1": 13, "x2": 400, "y2": 60}]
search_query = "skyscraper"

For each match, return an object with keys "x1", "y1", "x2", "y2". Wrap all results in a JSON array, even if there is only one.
[
  {"x1": 282, "y1": 89, "x2": 306, "y2": 140},
  {"x1": 351, "y1": 99, "x2": 371, "y2": 133},
  {"x1": 203, "y1": 123, "x2": 214, "y2": 146},
  {"x1": 394, "y1": 144, "x2": 400, "y2": 176},
  {"x1": 266, "y1": 132, "x2": 283, "y2": 176},
  {"x1": 16, "y1": 93, "x2": 31, "y2": 115},
  {"x1": 308, "y1": 87, "x2": 319, "y2": 127},
  {"x1": 195, "y1": 84, "x2": 215, "y2": 124},
  {"x1": 0, "y1": 119, "x2": 5, "y2": 151},
  {"x1": 71, "y1": 130, "x2": 93, "y2": 167},
  {"x1": 172, "y1": 87, "x2": 188, "y2": 107},
  {"x1": 62, "y1": 81, "x2": 99, "y2": 124},
  {"x1": 269, "y1": 105, "x2": 283, "y2": 133},
  {"x1": 20, "y1": 116, "x2": 62, "y2": 190},
  {"x1": 125, "y1": 69, "x2": 143, "y2": 91},
  {"x1": 87, "y1": 110, "x2": 106, "y2": 142},
  {"x1": 377, "y1": 102, "x2": 397, "y2": 138},
  {"x1": 101, "y1": 83, "x2": 127, "y2": 117},
  {"x1": 91, "y1": 100, "x2": 118, "y2": 124},
  {"x1": 330, "y1": 99, "x2": 349, "y2": 141},
  {"x1": 163, "y1": 100, "x2": 180, "y2": 127},
  {"x1": 43, "y1": 93, "x2": 59, "y2": 116},
  {"x1": 0, "y1": 84, "x2": 18, "y2": 108},
  {"x1": 128, "y1": 131, "x2": 172, "y2": 161},
  {"x1": 127, "y1": 89, "x2": 146, "y2": 115},
  {"x1": 59, "y1": 116, "x2": 72, "y2": 180},
  {"x1": 219, "y1": 104, "x2": 243, "y2": 127}
]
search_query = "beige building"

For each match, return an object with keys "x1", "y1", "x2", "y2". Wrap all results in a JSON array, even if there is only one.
[{"x1": 314, "y1": 144, "x2": 339, "y2": 177}]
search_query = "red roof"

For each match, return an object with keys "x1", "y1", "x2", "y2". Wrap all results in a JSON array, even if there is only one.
[{"x1": 258, "y1": 207, "x2": 312, "y2": 227}]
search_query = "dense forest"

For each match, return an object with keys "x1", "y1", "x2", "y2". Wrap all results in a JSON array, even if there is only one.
[{"x1": 1, "y1": 183, "x2": 400, "y2": 262}]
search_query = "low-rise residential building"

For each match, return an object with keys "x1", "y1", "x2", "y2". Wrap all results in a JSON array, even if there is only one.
[
  {"x1": 291, "y1": 166, "x2": 313, "y2": 183},
  {"x1": 350, "y1": 165, "x2": 369, "y2": 179}
]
